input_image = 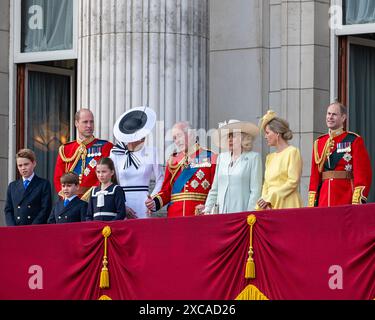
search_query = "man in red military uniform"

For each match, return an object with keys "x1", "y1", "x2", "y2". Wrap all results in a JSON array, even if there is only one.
[
  {"x1": 308, "y1": 102, "x2": 372, "y2": 207},
  {"x1": 145, "y1": 122, "x2": 217, "y2": 217},
  {"x1": 54, "y1": 109, "x2": 113, "y2": 200}
]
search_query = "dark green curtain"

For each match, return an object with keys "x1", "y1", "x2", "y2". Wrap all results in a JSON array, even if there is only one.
[
  {"x1": 27, "y1": 71, "x2": 71, "y2": 199},
  {"x1": 349, "y1": 44, "x2": 375, "y2": 203}
]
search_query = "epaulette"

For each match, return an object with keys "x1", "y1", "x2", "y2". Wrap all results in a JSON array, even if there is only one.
[
  {"x1": 316, "y1": 133, "x2": 328, "y2": 140},
  {"x1": 93, "y1": 139, "x2": 109, "y2": 146},
  {"x1": 63, "y1": 140, "x2": 76, "y2": 147},
  {"x1": 347, "y1": 131, "x2": 360, "y2": 138}
]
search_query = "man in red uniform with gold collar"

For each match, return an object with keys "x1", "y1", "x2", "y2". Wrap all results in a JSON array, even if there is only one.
[
  {"x1": 308, "y1": 102, "x2": 372, "y2": 207},
  {"x1": 145, "y1": 122, "x2": 217, "y2": 217},
  {"x1": 54, "y1": 109, "x2": 113, "y2": 200}
]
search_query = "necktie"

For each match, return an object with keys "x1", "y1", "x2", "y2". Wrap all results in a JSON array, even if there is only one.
[
  {"x1": 23, "y1": 180, "x2": 30, "y2": 190},
  {"x1": 64, "y1": 199, "x2": 70, "y2": 207}
]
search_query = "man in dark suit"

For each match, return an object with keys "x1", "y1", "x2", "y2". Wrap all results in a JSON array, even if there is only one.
[
  {"x1": 48, "y1": 172, "x2": 87, "y2": 224},
  {"x1": 4, "y1": 149, "x2": 52, "y2": 226}
]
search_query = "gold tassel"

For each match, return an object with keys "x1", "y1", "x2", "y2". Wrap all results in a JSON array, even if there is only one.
[
  {"x1": 81, "y1": 187, "x2": 93, "y2": 203},
  {"x1": 100, "y1": 226, "x2": 112, "y2": 289},
  {"x1": 98, "y1": 295, "x2": 112, "y2": 300},
  {"x1": 245, "y1": 215, "x2": 257, "y2": 279},
  {"x1": 236, "y1": 285, "x2": 269, "y2": 300}
]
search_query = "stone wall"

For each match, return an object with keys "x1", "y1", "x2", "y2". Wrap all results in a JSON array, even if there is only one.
[{"x1": 0, "y1": 0, "x2": 9, "y2": 226}]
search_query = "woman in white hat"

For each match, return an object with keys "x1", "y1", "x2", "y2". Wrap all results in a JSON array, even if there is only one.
[
  {"x1": 195, "y1": 120, "x2": 263, "y2": 214},
  {"x1": 256, "y1": 111, "x2": 303, "y2": 210},
  {"x1": 110, "y1": 106, "x2": 164, "y2": 219}
]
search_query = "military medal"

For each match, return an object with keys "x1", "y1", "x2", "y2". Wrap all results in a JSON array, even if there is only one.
[
  {"x1": 337, "y1": 142, "x2": 352, "y2": 153},
  {"x1": 196, "y1": 170, "x2": 205, "y2": 180},
  {"x1": 343, "y1": 153, "x2": 352, "y2": 162},
  {"x1": 201, "y1": 180, "x2": 211, "y2": 190},
  {"x1": 84, "y1": 167, "x2": 91, "y2": 176},
  {"x1": 191, "y1": 180, "x2": 199, "y2": 189},
  {"x1": 89, "y1": 159, "x2": 97, "y2": 169}
]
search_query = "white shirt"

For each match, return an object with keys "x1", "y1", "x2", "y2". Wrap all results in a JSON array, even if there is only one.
[
  {"x1": 110, "y1": 145, "x2": 164, "y2": 218},
  {"x1": 23, "y1": 172, "x2": 35, "y2": 183}
]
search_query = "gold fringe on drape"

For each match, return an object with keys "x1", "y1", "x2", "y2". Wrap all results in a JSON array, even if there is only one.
[
  {"x1": 245, "y1": 215, "x2": 257, "y2": 279},
  {"x1": 236, "y1": 285, "x2": 269, "y2": 300},
  {"x1": 100, "y1": 226, "x2": 112, "y2": 289}
]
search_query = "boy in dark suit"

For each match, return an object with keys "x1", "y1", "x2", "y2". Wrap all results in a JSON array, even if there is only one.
[
  {"x1": 48, "y1": 173, "x2": 87, "y2": 224},
  {"x1": 4, "y1": 149, "x2": 52, "y2": 226}
]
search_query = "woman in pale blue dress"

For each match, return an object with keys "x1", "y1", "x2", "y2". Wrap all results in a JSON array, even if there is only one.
[{"x1": 196, "y1": 120, "x2": 262, "y2": 214}]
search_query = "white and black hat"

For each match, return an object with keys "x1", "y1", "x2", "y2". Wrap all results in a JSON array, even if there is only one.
[{"x1": 113, "y1": 106, "x2": 157, "y2": 143}]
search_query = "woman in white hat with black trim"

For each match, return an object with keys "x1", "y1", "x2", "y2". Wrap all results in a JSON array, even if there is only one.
[
  {"x1": 110, "y1": 106, "x2": 164, "y2": 219},
  {"x1": 196, "y1": 120, "x2": 263, "y2": 214}
]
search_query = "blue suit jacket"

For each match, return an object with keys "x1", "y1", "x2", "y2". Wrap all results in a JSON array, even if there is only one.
[
  {"x1": 48, "y1": 197, "x2": 88, "y2": 224},
  {"x1": 4, "y1": 176, "x2": 52, "y2": 226}
]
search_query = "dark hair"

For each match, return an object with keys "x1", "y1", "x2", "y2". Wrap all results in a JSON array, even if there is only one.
[
  {"x1": 267, "y1": 118, "x2": 293, "y2": 141},
  {"x1": 97, "y1": 157, "x2": 118, "y2": 185},
  {"x1": 60, "y1": 172, "x2": 80, "y2": 185},
  {"x1": 16, "y1": 149, "x2": 36, "y2": 162}
]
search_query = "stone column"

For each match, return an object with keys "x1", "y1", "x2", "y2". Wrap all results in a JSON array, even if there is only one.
[
  {"x1": 277, "y1": 0, "x2": 330, "y2": 203},
  {"x1": 78, "y1": 0, "x2": 209, "y2": 142}
]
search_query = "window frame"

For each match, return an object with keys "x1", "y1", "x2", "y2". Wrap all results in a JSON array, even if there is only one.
[
  {"x1": 333, "y1": 0, "x2": 375, "y2": 36},
  {"x1": 23, "y1": 63, "x2": 76, "y2": 149},
  {"x1": 13, "y1": 0, "x2": 78, "y2": 63}
]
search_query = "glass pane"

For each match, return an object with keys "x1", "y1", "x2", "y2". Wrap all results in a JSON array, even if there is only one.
[
  {"x1": 344, "y1": 0, "x2": 375, "y2": 25},
  {"x1": 21, "y1": 0, "x2": 73, "y2": 53},
  {"x1": 27, "y1": 70, "x2": 71, "y2": 199},
  {"x1": 349, "y1": 43, "x2": 375, "y2": 203}
]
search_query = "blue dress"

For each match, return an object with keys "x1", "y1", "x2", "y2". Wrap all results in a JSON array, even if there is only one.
[{"x1": 86, "y1": 184, "x2": 126, "y2": 221}]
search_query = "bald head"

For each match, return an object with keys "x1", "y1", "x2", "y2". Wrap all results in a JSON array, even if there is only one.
[{"x1": 75, "y1": 109, "x2": 95, "y2": 140}]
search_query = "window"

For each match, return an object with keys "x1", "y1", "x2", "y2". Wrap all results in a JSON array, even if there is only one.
[
  {"x1": 14, "y1": 0, "x2": 78, "y2": 63},
  {"x1": 343, "y1": 0, "x2": 375, "y2": 25},
  {"x1": 17, "y1": 63, "x2": 76, "y2": 198},
  {"x1": 333, "y1": 0, "x2": 375, "y2": 36}
]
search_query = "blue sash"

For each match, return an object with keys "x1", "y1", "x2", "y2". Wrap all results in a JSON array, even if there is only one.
[
  {"x1": 172, "y1": 166, "x2": 199, "y2": 194},
  {"x1": 172, "y1": 150, "x2": 212, "y2": 195}
]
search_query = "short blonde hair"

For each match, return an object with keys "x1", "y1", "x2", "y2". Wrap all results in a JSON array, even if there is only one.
[{"x1": 241, "y1": 133, "x2": 253, "y2": 152}]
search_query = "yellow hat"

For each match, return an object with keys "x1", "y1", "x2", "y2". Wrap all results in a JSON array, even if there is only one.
[{"x1": 259, "y1": 110, "x2": 277, "y2": 132}]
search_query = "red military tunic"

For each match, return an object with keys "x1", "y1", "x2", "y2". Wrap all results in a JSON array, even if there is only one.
[
  {"x1": 308, "y1": 129, "x2": 372, "y2": 207},
  {"x1": 152, "y1": 144, "x2": 217, "y2": 218},
  {"x1": 54, "y1": 137, "x2": 114, "y2": 198}
]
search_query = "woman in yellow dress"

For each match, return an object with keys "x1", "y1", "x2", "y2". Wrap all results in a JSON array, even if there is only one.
[{"x1": 256, "y1": 111, "x2": 303, "y2": 210}]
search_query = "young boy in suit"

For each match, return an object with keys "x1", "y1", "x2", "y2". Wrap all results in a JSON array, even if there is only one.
[
  {"x1": 4, "y1": 149, "x2": 52, "y2": 226},
  {"x1": 48, "y1": 173, "x2": 88, "y2": 224}
]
